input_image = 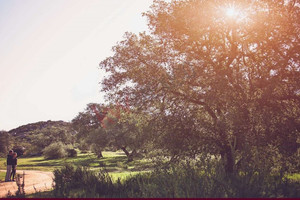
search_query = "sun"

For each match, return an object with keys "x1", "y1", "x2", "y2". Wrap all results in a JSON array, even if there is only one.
[{"x1": 225, "y1": 6, "x2": 239, "y2": 17}]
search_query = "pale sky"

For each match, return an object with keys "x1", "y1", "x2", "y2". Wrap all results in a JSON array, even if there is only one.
[{"x1": 0, "y1": 0, "x2": 153, "y2": 131}]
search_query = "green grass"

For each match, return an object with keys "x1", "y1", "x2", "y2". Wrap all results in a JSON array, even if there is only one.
[
  {"x1": 287, "y1": 173, "x2": 300, "y2": 181},
  {"x1": 109, "y1": 170, "x2": 151, "y2": 182},
  {"x1": 1, "y1": 152, "x2": 299, "y2": 183},
  {"x1": 0, "y1": 151, "x2": 154, "y2": 178},
  {"x1": 0, "y1": 171, "x2": 6, "y2": 182}
]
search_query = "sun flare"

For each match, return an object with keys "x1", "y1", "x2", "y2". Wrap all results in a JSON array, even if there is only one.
[{"x1": 226, "y1": 6, "x2": 239, "y2": 17}]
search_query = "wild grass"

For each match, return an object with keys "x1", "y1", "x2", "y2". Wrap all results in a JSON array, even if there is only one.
[
  {"x1": 109, "y1": 171, "x2": 150, "y2": 182},
  {"x1": 25, "y1": 190, "x2": 53, "y2": 198}
]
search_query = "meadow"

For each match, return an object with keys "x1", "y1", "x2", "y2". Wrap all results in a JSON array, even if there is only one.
[
  {"x1": 0, "y1": 151, "x2": 153, "y2": 182},
  {"x1": 1, "y1": 151, "x2": 299, "y2": 182},
  {"x1": 0, "y1": 171, "x2": 5, "y2": 181}
]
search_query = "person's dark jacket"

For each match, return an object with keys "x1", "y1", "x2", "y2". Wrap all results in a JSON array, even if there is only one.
[
  {"x1": 12, "y1": 157, "x2": 17, "y2": 166},
  {"x1": 7, "y1": 155, "x2": 13, "y2": 165}
]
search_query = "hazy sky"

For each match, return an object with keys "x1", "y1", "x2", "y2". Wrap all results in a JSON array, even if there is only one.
[{"x1": 0, "y1": 0, "x2": 153, "y2": 130}]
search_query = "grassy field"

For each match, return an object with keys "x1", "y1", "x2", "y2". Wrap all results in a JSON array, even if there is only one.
[
  {"x1": 1, "y1": 151, "x2": 299, "y2": 185},
  {"x1": 0, "y1": 151, "x2": 153, "y2": 182},
  {"x1": 0, "y1": 171, "x2": 6, "y2": 181},
  {"x1": 287, "y1": 173, "x2": 300, "y2": 181}
]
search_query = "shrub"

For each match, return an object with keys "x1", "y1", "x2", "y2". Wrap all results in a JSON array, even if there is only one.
[
  {"x1": 66, "y1": 148, "x2": 77, "y2": 157},
  {"x1": 53, "y1": 164, "x2": 116, "y2": 198},
  {"x1": 42, "y1": 142, "x2": 67, "y2": 159},
  {"x1": 121, "y1": 162, "x2": 221, "y2": 198}
]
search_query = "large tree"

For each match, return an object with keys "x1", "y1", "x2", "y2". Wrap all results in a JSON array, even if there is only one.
[{"x1": 100, "y1": 0, "x2": 300, "y2": 173}]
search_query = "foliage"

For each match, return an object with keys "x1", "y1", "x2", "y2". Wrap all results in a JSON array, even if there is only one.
[
  {"x1": 0, "y1": 131, "x2": 11, "y2": 156},
  {"x1": 28, "y1": 128, "x2": 74, "y2": 155},
  {"x1": 66, "y1": 148, "x2": 77, "y2": 158},
  {"x1": 71, "y1": 103, "x2": 106, "y2": 139},
  {"x1": 90, "y1": 143, "x2": 104, "y2": 158},
  {"x1": 86, "y1": 128, "x2": 108, "y2": 158},
  {"x1": 72, "y1": 103, "x2": 108, "y2": 156},
  {"x1": 25, "y1": 190, "x2": 53, "y2": 198},
  {"x1": 7, "y1": 120, "x2": 75, "y2": 156},
  {"x1": 53, "y1": 164, "x2": 115, "y2": 198},
  {"x1": 101, "y1": 109, "x2": 150, "y2": 161},
  {"x1": 1, "y1": 150, "x2": 299, "y2": 198},
  {"x1": 72, "y1": 103, "x2": 150, "y2": 161},
  {"x1": 77, "y1": 140, "x2": 90, "y2": 153},
  {"x1": 51, "y1": 161, "x2": 299, "y2": 198},
  {"x1": 42, "y1": 142, "x2": 68, "y2": 160},
  {"x1": 99, "y1": 0, "x2": 300, "y2": 174}
]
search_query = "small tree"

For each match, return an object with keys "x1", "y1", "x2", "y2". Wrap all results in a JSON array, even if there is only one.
[
  {"x1": 102, "y1": 109, "x2": 150, "y2": 162},
  {"x1": 77, "y1": 140, "x2": 90, "y2": 153}
]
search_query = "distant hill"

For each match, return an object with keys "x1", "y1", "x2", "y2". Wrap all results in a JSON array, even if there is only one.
[{"x1": 8, "y1": 120, "x2": 76, "y2": 140}]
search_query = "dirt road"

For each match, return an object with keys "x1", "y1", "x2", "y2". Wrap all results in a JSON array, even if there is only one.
[{"x1": 0, "y1": 170, "x2": 54, "y2": 198}]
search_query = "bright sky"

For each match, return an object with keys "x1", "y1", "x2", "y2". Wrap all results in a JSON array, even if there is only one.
[{"x1": 0, "y1": 0, "x2": 153, "y2": 131}]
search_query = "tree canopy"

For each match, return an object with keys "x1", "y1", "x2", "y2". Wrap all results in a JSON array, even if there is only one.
[{"x1": 100, "y1": 0, "x2": 300, "y2": 173}]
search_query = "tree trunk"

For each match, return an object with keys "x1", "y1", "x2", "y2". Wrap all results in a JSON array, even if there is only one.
[
  {"x1": 226, "y1": 148, "x2": 234, "y2": 174},
  {"x1": 121, "y1": 147, "x2": 135, "y2": 162},
  {"x1": 221, "y1": 145, "x2": 234, "y2": 174},
  {"x1": 121, "y1": 146, "x2": 130, "y2": 156},
  {"x1": 97, "y1": 151, "x2": 103, "y2": 159},
  {"x1": 121, "y1": 147, "x2": 133, "y2": 162}
]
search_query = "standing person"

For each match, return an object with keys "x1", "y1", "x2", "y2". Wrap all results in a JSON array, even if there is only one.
[
  {"x1": 5, "y1": 150, "x2": 13, "y2": 182},
  {"x1": 10, "y1": 152, "x2": 18, "y2": 181}
]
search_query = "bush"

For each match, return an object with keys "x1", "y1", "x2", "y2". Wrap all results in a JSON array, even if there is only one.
[
  {"x1": 53, "y1": 164, "x2": 116, "y2": 198},
  {"x1": 43, "y1": 142, "x2": 67, "y2": 159},
  {"x1": 121, "y1": 162, "x2": 222, "y2": 198},
  {"x1": 66, "y1": 148, "x2": 77, "y2": 158}
]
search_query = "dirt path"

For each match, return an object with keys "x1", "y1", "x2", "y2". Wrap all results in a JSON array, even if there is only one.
[{"x1": 0, "y1": 170, "x2": 54, "y2": 198}]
